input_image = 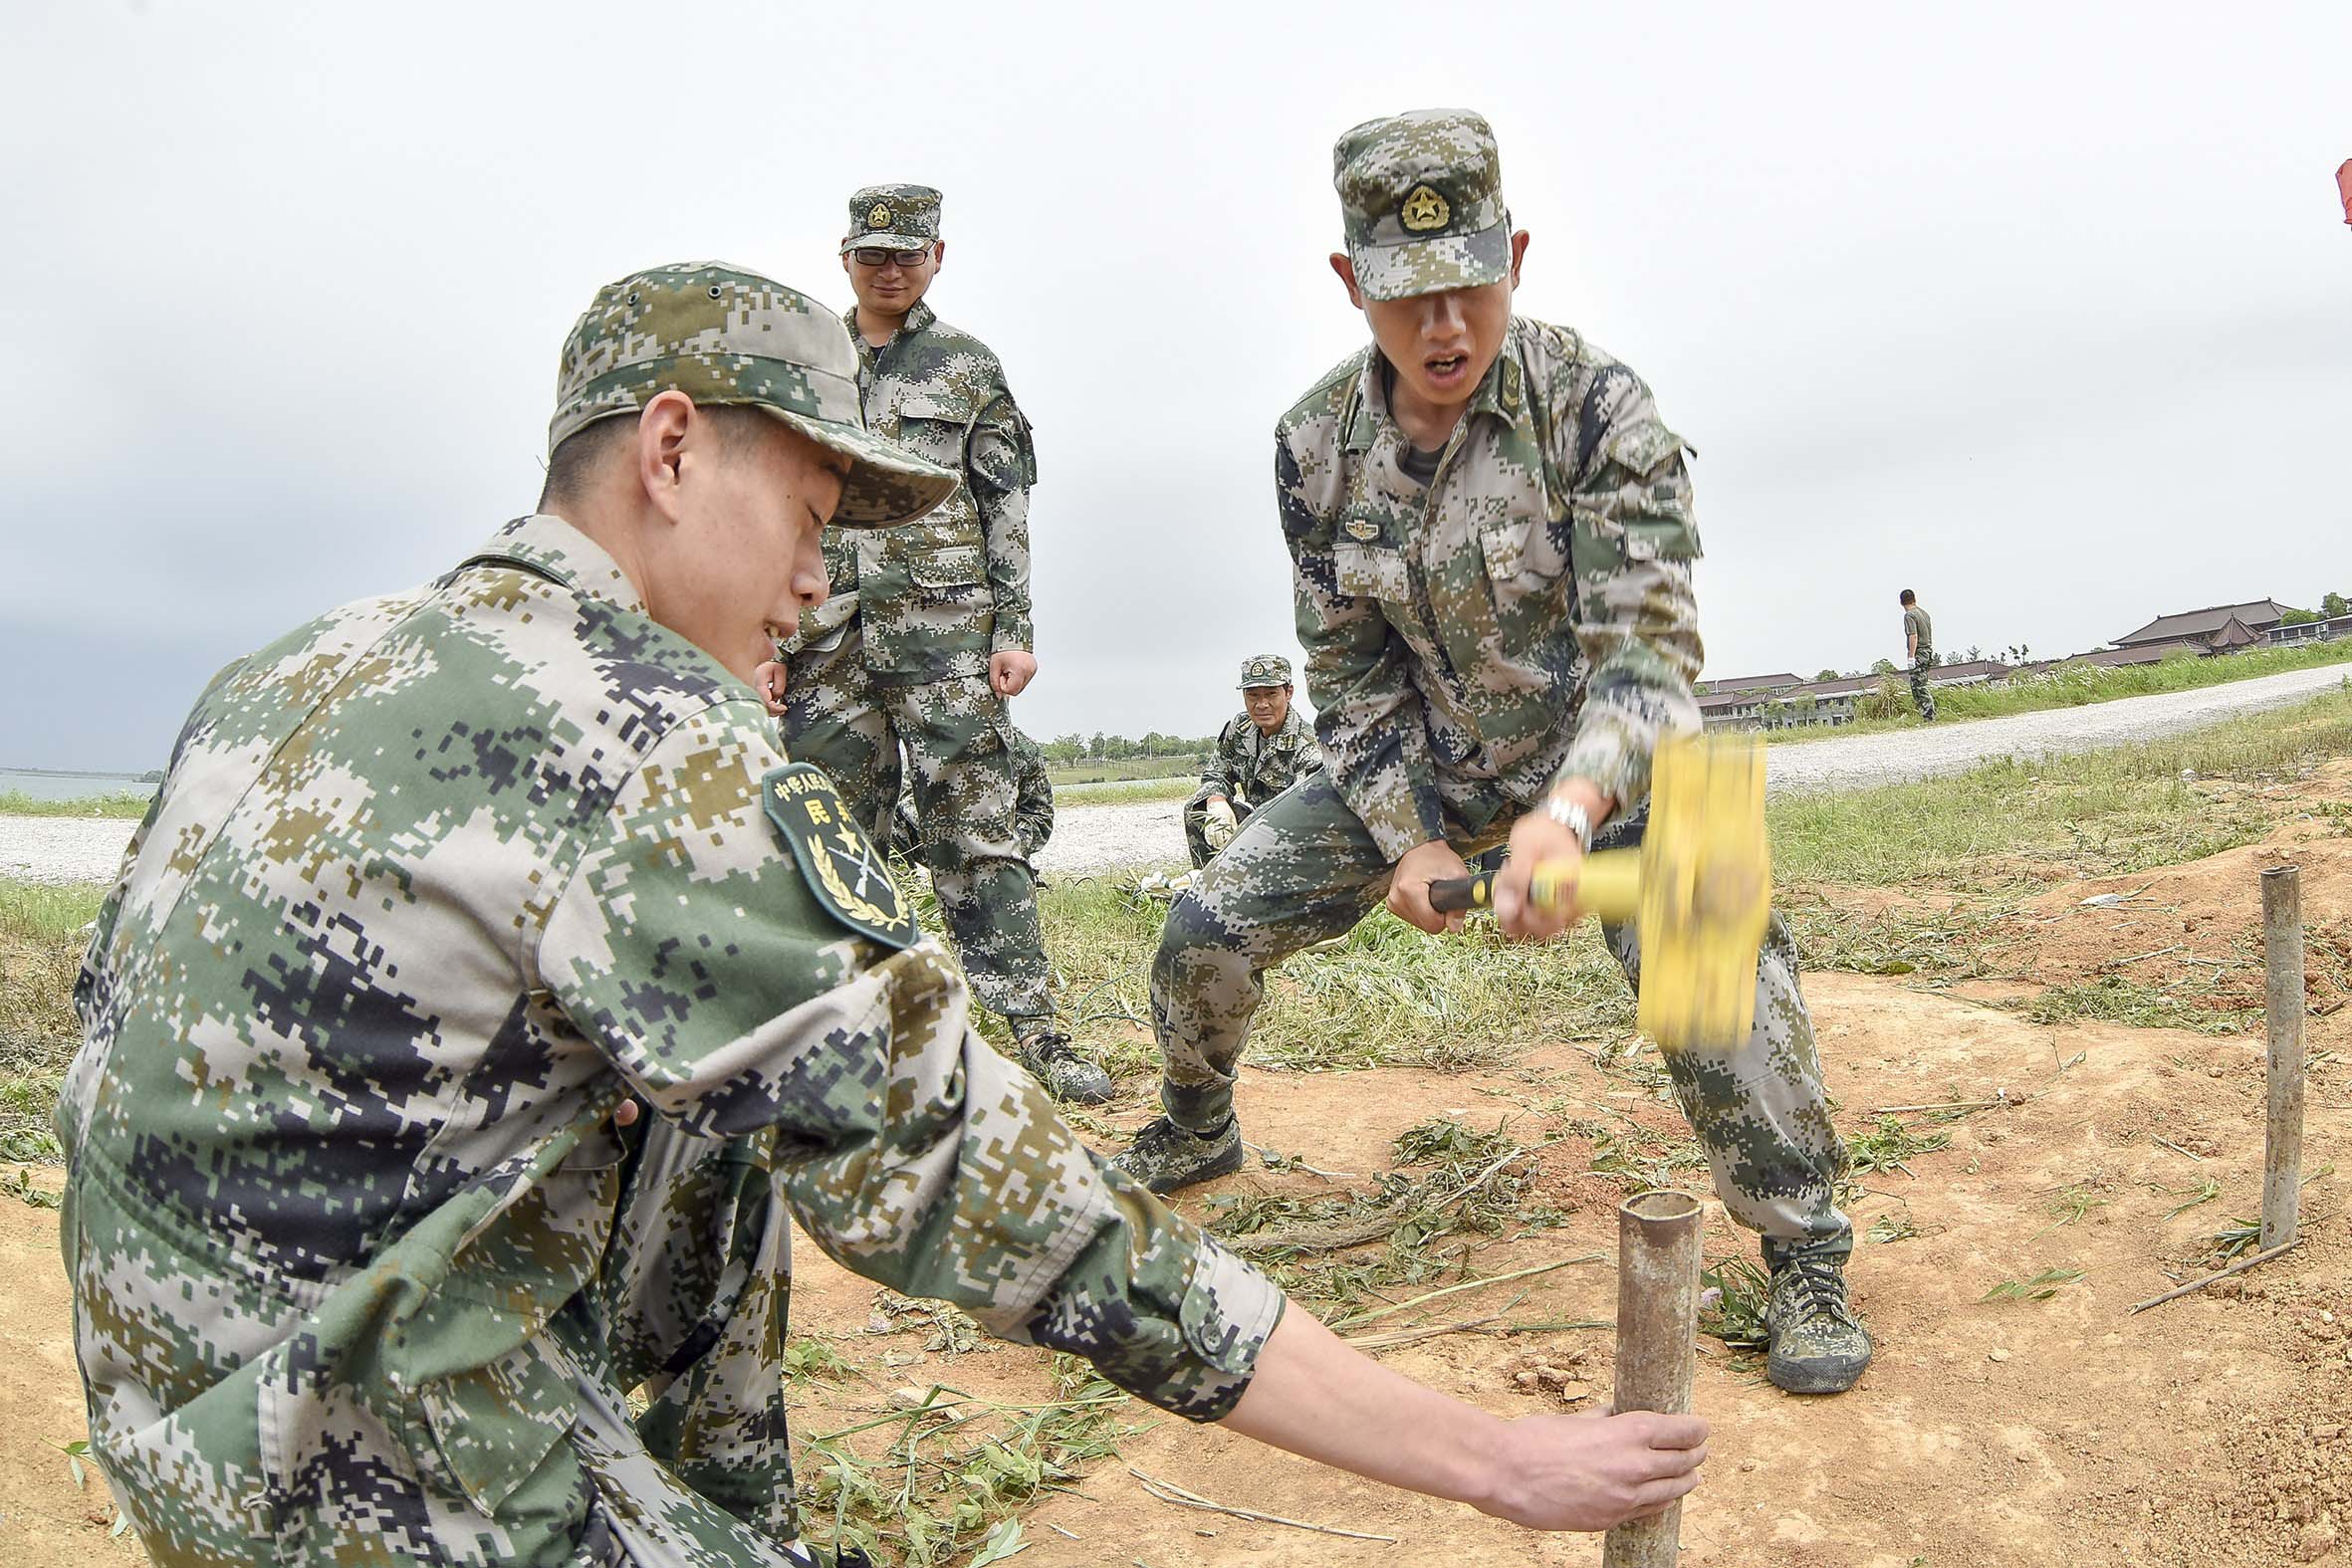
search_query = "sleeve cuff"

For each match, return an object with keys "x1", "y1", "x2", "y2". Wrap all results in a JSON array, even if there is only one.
[{"x1": 1358, "y1": 786, "x2": 1447, "y2": 864}]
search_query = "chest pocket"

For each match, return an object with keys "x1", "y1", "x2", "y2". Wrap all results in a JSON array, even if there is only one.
[
  {"x1": 907, "y1": 546, "x2": 987, "y2": 589},
  {"x1": 1333, "y1": 542, "x2": 1410, "y2": 604},
  {"x1": 892, "y1": 393, "x2": 976, "y2": 470}
]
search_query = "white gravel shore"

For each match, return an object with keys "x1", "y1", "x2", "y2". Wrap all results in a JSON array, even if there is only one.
[{"x1": 9, "y1": 663, "x2": 2344, "y2": 887}]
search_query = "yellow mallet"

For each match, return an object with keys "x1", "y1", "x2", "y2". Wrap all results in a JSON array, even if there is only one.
[{"x1": 1427, "y1": 734, "x2": 1770, "y2": 1049}]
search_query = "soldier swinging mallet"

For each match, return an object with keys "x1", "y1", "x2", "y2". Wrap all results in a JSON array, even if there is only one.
[{"x1": 1430, "y1": 733, "x2": 1771, "y2": 1049}]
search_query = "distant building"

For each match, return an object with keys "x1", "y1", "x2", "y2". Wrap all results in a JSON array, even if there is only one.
[
  {"x1": 2269, "y1": 613, "x2": 2352, "y2": 647},
  {"x1": 1700, "y1": 661, "x2": 2014, "y2": 730},
  {"x1": 1694, "y1": 673, "x2": 1802, "y2": 697},
  {"x1": 2113, "y1": 600, "x2": 2292, "y2": 652}
]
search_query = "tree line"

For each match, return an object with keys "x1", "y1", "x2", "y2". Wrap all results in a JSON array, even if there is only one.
[{"x1": 1038, "y1": 732, "x2": 1219, "y2": 764}]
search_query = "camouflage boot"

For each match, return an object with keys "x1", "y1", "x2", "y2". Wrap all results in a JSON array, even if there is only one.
[
  {"x1": 1763, "y1": 1245, "x2": 1873, "y2": 1394},
  {"x1": 1014, "y1": 1024, "x2": 1113, "y2": 1105},
  {"x1": 1111, "y1": 1115, "x2": 1245, "y2": 1194}
]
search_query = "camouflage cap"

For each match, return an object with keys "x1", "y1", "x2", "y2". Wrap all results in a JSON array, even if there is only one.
[
  {"x1": 1332, "y1": 109, "x2": 1511, "y2": 302},
  {"x1": 550, "y1": 262, "x2": 956, "y2": 529},
  {"x1": 841, "y1": 183, "x2": 943, "y2": 254},
  {"x1": 1238, "y1": 653, "x2": 1294, "y2": 689}
]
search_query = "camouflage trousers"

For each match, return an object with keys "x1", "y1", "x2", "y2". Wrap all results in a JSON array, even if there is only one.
[
  {"x1": 1910, "y1": 653, "x2": 1937, "y2": 720},
  {"x1": 784, "y1": 627, "x2": 1052, "y2": 1026},
  {"x1": 1150, "y1": 772, "x2": 1852, "y2": 1256}
]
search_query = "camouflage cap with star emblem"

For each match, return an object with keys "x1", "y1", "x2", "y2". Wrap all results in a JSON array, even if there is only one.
[
  {"x1": 1238, "y1": 653, "x2": 1294, "y2": 689},
  {"x1": 549, "y1": 261, "x2": 957, "y2": 528},
  {"x1": 840, "y1": 183, "x2": 943, "y2": 254},
  {"x1": 1332, "y1": 109, "x2": 1511, "y2": 302}
]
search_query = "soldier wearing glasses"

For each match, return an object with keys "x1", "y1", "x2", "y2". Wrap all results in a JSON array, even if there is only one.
[{"x1": 764, "y1": 184, "x2": 1112, "y2": 1104}]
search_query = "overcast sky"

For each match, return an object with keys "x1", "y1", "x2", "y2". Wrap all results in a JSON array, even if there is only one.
[{"x1": 4, "y1": 1, "x2": 2347, "y2": 771}]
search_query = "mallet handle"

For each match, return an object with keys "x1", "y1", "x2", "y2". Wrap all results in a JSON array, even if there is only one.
[{"x1": 1426, "y1": 850, "x2": 1641, "y2": 922}]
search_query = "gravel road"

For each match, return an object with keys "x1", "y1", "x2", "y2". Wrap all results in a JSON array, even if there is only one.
[{"x1": 9, "y1": 664, "x2": 2344, "y2": 887}]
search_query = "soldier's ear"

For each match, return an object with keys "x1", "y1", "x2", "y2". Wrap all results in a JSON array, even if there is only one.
[
  {"x1": 931, "y1": 239, "x2": 947, "y2": 271},
  {"x1": 635, "y1": 391, "x2": 697, "y2": 524},
  {"x1": 1508, "y1": 230, "x2": 1530, "y2": 288},
  {"x1": 1329, "y1": 253, "x2": 1366, "y2": 310}
]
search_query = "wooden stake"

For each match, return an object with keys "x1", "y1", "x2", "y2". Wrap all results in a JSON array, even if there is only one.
[
  {"x1": 1602, "y1": 1191, "x2": 1703, "y2": 1568},
  {"x1": 2261, "y1": 866, "x2": 2306, "y2": 1251}
]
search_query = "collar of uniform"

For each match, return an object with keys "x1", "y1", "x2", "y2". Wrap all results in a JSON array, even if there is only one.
[
  {"x1": 839, "y1": 299, "x2": 937, "y2": 364},
  {"x1": 462, "y1": 514, "x2": 646, "y2": 615},
  {"x1": 1350, "y1": 326, "x2": 1530, "y2": 453}
]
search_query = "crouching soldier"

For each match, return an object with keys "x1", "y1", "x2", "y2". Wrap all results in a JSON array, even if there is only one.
[
  {"x1": 1113, "y1": 112, "x2": 1873, "y2": 1397},
  {"x1": 58, "y1": 262, "x2": 1707, "y2": 1568},
  {"x1": 1183, "y1": 653, "x2": 1322, "y2": 867}
]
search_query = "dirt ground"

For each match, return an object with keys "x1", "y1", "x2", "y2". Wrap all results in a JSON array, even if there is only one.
[{"x1": 5, "y1": 803, "x2": 2349, "y2": 1566}]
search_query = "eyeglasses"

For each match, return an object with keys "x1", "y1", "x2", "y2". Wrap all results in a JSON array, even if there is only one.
[{"x1": 849, "y1": 246, "x2": 931, "y2": 269}]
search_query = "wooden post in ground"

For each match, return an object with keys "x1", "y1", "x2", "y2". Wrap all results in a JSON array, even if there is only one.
[
  {"x1": 2261, "y1": 865, "x2": 2306, "y2": 1251},
  {"x1": 1603, "y1": 1190, "x2": 1703, "y2": 1568}
]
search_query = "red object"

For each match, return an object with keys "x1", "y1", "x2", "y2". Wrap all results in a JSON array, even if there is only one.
[{"x1": 2340, "y1": 159, "x2": 2352, "y2": 226}]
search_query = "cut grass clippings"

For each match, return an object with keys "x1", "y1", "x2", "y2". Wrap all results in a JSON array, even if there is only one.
[
  {"x1": 2018, "y1": 975, "x2": 2257, "y2": 1035},
  {"x1": 796, "y1": 1357, "x2": 1139, "y2": 1568}
]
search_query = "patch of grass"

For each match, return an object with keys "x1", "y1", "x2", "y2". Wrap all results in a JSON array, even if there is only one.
[
  {"x1": 1585, "y1": 1121, "x2": 1710, "y2": 1191},
  {"x1": 1770, "y1": 641, "x2": 2352, "y2": 744},
  {"x1": 0, "y1": 879, "x2": 108, "y2": 947},
  {"x1": 797, "y1": 1357, "x2": 1138, "y2": 1568},
  {"x1": 1034, "y1": 879, "x2": 1635, "y2": 1080},
  {"x1": 782, "y1": 1336, "x2": 865, "y2": 1384},
  {"x1": 1204, "y1": 1125, "x2": 1559, "y2": 1309},
  {"x1": 1981, "y1": 1267, "x2": 2086, "y2": 1303},
  {"x1": 1, "y1": 877, "x2": 103, "y2": 1164},
  {"x1": 2, "y1": 1166, "x2": 61, "y2": 1210},
  {"x1": 2020, "y1": 976, "x2": 2255, "y2": 1035},
  {"x1": 1699, "y1": 1257, "x2": 1771, "y2": 1348},
  {"x1": 0, "y1": 789, "x2": 153, "y2": 819},
  {"x1": 1846, "y1": 1116, "x2": 1952, "y2": 1181},
  {"x1": 1045, "y1": 753, "x2": 1204, "y2": 786},
  {"x1": 1054, "y1": 776, "x2": 1198, "y2": 806},
  {"x1": 1779, "y1": 894, "x2": 2008, "y2": 981},
  {"x1": 2037, "y1": 1183, "x2": 2110, "y2": 1235},
  {"x1": 1256, "y1": 916, "x2": 1632, "y2": 1073},
  {"x1": 2157, "y1": 1177, "x2": 2222, "y2": 1219},
  {"x1": 1770, "y1": 689, "x2": 2352, "y2": 890}
]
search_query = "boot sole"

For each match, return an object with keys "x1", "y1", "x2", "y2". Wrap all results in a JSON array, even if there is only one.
[
  {"x1": 1053, "y1": 1075, "x2": 1115, "y2": 1106},
  {"x1": 1137, "y1": 1141, "x2": 1246, "y2": 1195},
  {"x1": 1765, "y1": 1348, "x2": 1871, "y2": 1395}
]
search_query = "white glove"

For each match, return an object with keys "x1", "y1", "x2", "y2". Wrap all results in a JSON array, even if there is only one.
[{"x1": 1203, "y1": 797, "x2": 1240, "y2": 851}]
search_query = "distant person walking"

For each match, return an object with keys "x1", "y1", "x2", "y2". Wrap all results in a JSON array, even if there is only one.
[{"x1": 1900, "y1": 588, "x2": 1936, "y2": 721}]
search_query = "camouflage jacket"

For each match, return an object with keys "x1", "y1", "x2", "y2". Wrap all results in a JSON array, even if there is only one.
[
  {"x1": 1197, "y1": 706, "x2": 1321, "y2": 808},
  {"x1": 789, "y1": 301, "x2": 1036, "y2": 682},
  {"x1": 1276, "y1": 317, "x2": 1705, "y2": 862},
  {"x1": 57, "y1": 514, "x2": 1277, "y2": 1567}
]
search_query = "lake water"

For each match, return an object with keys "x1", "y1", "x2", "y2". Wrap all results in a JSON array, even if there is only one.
[{"x1": 0, "y1": 769, "x2": 156, "y2": 803}]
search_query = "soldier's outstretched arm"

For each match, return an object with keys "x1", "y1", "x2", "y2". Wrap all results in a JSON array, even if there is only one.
[
  {"x1": 1226, "y1": 1305, "x2": 1708, "y2": 1531},
  {"x1": 541, "y1": 701, "x2": 1282, "y2": 1418}
]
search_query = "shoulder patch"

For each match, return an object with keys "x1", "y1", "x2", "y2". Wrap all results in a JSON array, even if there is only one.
[{"x1": 761, "y1": 764, "x2": 916, "y2": 949}]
